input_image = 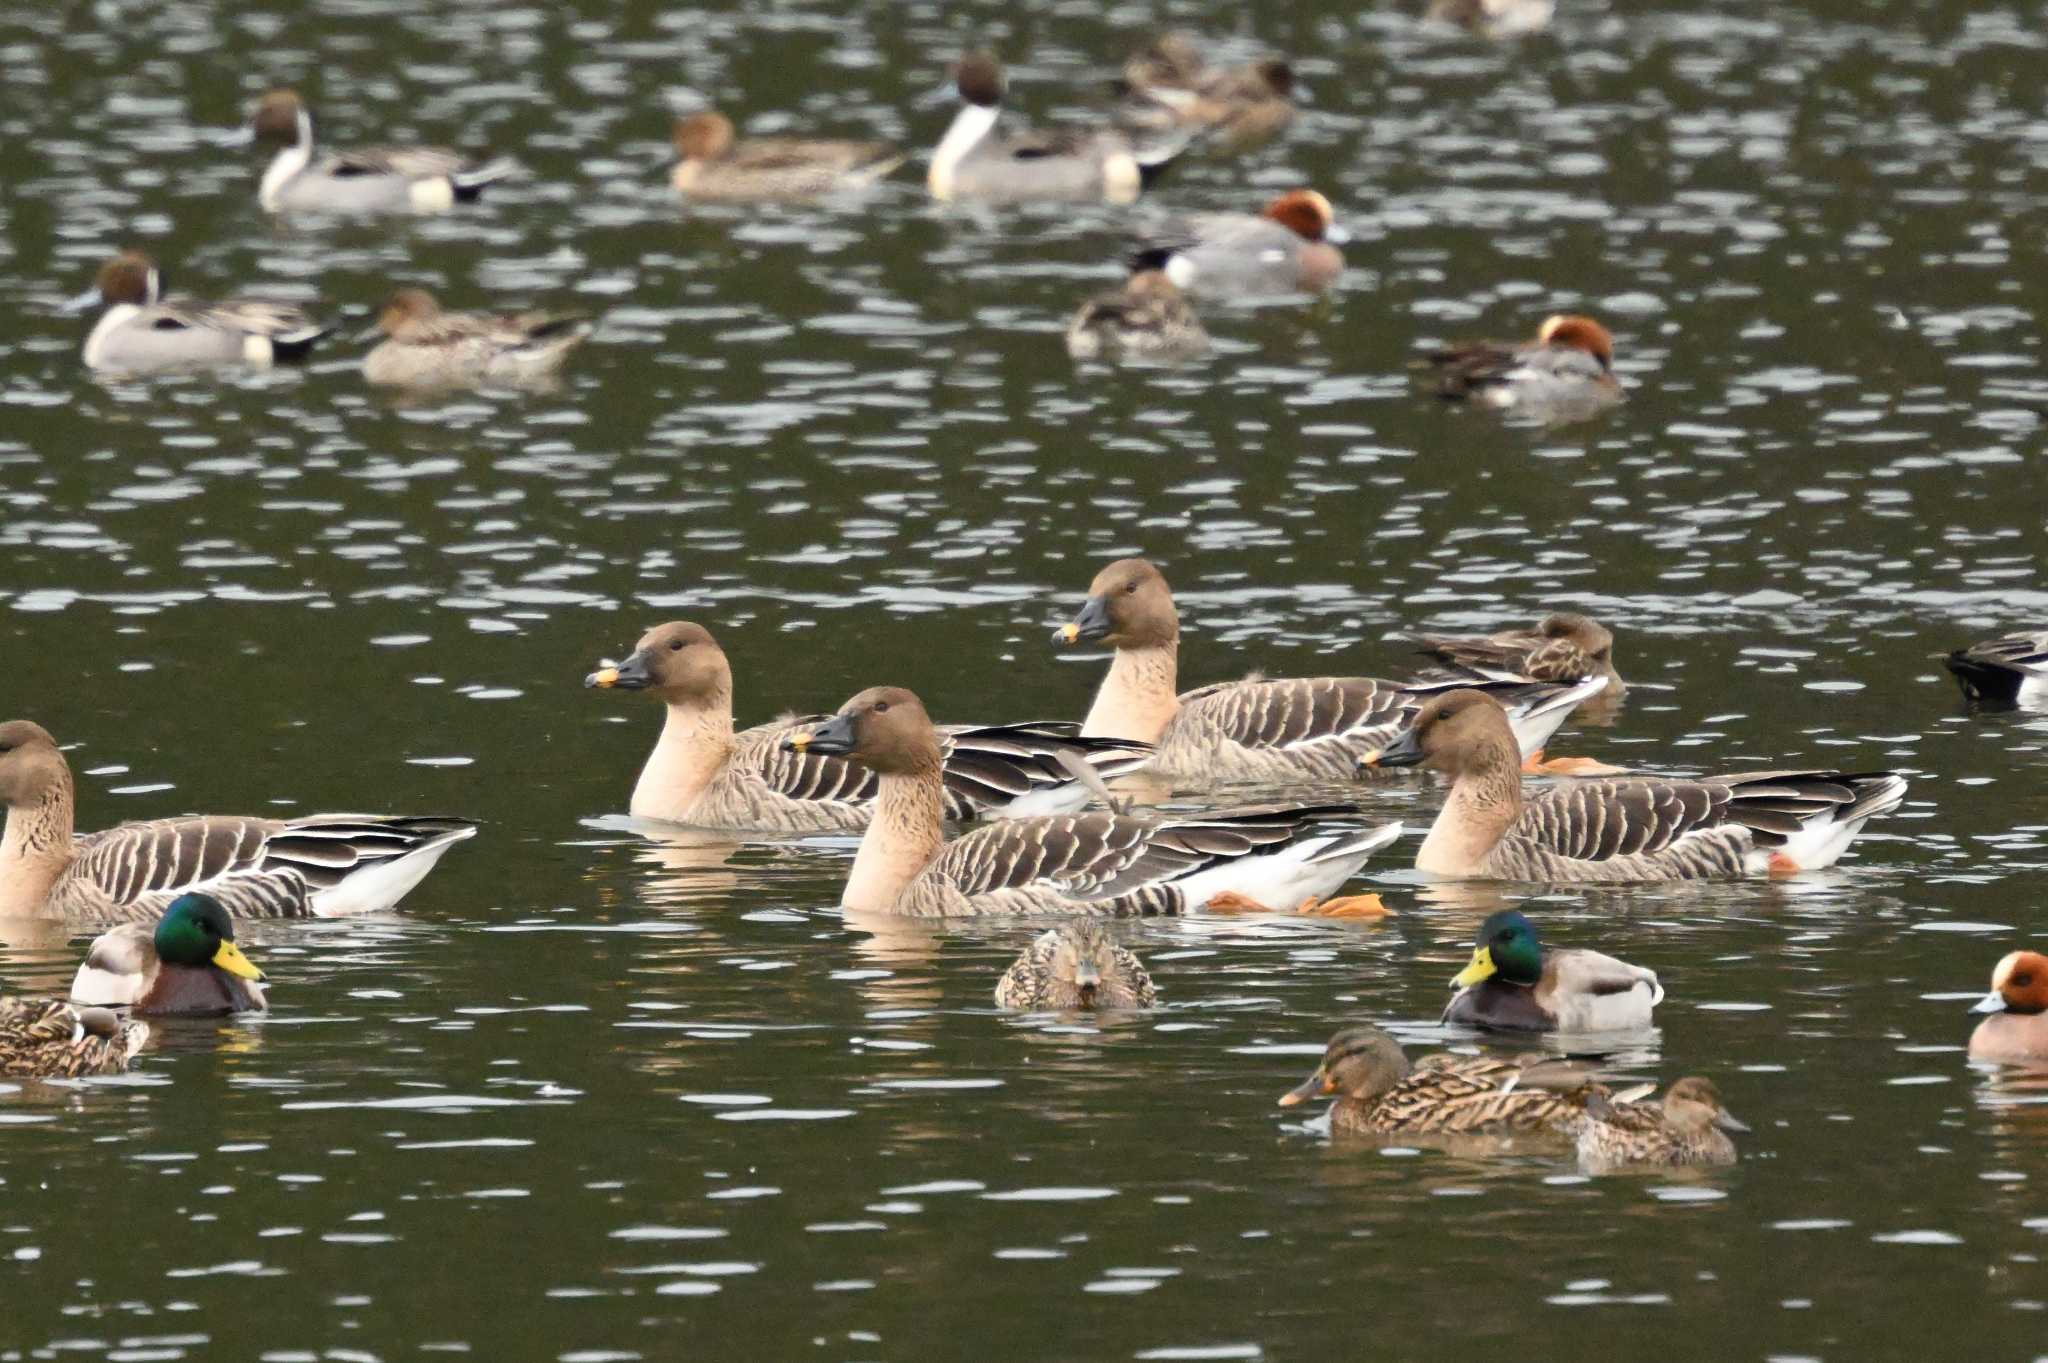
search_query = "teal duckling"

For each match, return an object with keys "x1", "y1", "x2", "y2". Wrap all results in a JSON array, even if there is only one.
[
  {"x1": 1575, "y1": 1077, "x2": 1747, "y2": 1172},
  {"x1": 1277, "y1": 1024, "x2": 1580, "y2": 1137},
  {"x1": 995, "y1": 924, "x2": 1156, "y2": 1010},
  {"x1": 0, "y1": 998, "x2": 146, "y2": 1077},
  {"x1": 1443, "y1": 909, "x2": 1662, "y2": 1033},
  {"x1": 70, "y1": 892, "x2": 267, "y2": 1016}
]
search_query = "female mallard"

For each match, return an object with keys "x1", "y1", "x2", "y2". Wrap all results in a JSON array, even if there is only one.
[
  {"x1": 1362, "y1": 690, "x2": 1906, "y2": 881},
  {"x1": 783, "y1": 686, "x2": 1399, "y2": 916},
  {"x1": 1051, "y1": 558, "x2": 1607, "y2": 783},
  {"x1": 1416, "y1": 612, "x2": 1624, "y2": 695},
  {"x1": 0, "y1": 719, "x2": 475, "y2": 919},
  {"x1": 585, "y1": 621, "x2": 1152, "y2": 831},
  {"x1": 1444, "y1": 909, "x2": 1662, "y2": 1032},
  {"x1": 995, "y1": 924, "x2": 1156, "y2": 1009},
  {"x1": 1968, "y1": 950, "x2": 2048, "y2": 1064},
  {"x1": 1575, "y1": 1077, "x2": 1746, "y2": 1172},
  {"x1": 0, "y1": 998, "x2": 147, "y2": 1077},
  {"x1": 71, "y1": 892, "x2": 266, "y2": 1015},
  {"x1": 1276, "y1": 1024, "x2": 1580, "y2": 1137}
]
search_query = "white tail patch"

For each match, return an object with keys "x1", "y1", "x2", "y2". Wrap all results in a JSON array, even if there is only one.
[
  {"x1": 308, "y1": 825, "x2": 477, "y2": 916},
  {"x1": 1180, "y1": 822, "x2": 1401, "y2": 911},
  {"x1": 1504, "y1": 675, "x2": 1609, "y2": 758}
]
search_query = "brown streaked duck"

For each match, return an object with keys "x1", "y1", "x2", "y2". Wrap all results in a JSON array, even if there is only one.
[
  {"x1": 1423, "y1": 314, "x2": 1623, "y2": 425},
  {"x1": 1117, "y1": 33, "x2": 1297, "y2": 151},
  {"x1": 1277, "y1": 1024, "x2": 1581, "y2": 1137},
  {"x1": 1945, "y1": 631, "x2": 2048, "y2": 708},
  {"x1": 1052, "y1": 557, "x2": 1608, "y2": 784},
  {"x1": 1969, "y1": 950, "x2": 2048, "y2": 1065},
  {"x1": 1065, "y1": 270, "x2": 1209, "y2": 363},
  {"x1": 669, "y1": 111, "x2": 903, "y2": 200},
  {"x1": 782, "y1": 687, "x2": 1400, "y2": 917},
  {"x1": 1129, "y1": 190, "x2": 1347, "y2": 299},
  {"x1": 1416, "y1": 612, "x2": 1625, "y2": 695},
  {"x1": 361, "y1": 288, "x2": 592, "y2": 389},
  {"x1": 0, "y1": 998, "x2": 147, "y2": 1077},
  {"x1": 0, "y1": 719, "x2": 475, "y2": 921},
  {"x1": 70, "y1": 892, "x2": 267, "y2": 1016},
  {"x1": 583, "y1": 621, "x2": 1152, "y2": 832},
  {"x1": 995, "y1": 923, "x2": 1156, "y2": 1009},
  {"x1": 1575, "y1": 1077, "x2": 1746, "y2": 1172},
  {"x1": 251, "y1": 88, "x2": 513, "y2": 215},
  {"x1": 77, "y1": 250, "x2": 332, "y2": 374},
  {"x1": 1443, "y1": 910, "x2": 1662, "y2": 1033},
  {"x1": 928, "y1": 52, "x2": 1190, "y2": 205},
  {"x1": 1362, "y1": 690, "x2": 1907, "y2": 882}
]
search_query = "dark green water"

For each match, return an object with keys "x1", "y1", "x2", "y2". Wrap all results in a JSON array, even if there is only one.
[{"x1": 4, "y1": 0, "x2": 2048, "y2": 1358}]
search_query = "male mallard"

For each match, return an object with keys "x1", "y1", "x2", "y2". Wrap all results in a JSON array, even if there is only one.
[
  {"x1": 70, "y1": 892, "x2": 267, "y2": 1015},
  {"x1": 1277, "y1": 1024, "x2": 1580, "y2": 1137},
  {"x1": 1575, "y1": 1077, "x2": 1747, "y2": 1172},
  {"x1": 1443, "y1": 909, "x2": 1662, "y2": 1032},
  {"x1": 995, "y1": 924, "x2": 1156, "y2": 1009},
  {"x1": 0, "y1": 998, "x2": 147, "y2": 1077}
]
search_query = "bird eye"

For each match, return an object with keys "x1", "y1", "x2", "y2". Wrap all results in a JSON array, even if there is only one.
[
  {"x1": 1123, "y1": 582, "x2": 1139, "y2": 595},
  {"x1": 669, "y1": 639, "x2": 685, "y2": 651},
  {"x1": 0, "y1": 743, "x2": 11, "y2": 754},
  {"x1": 2017, "y1": 973, "x2": 2034, "y2": 987},
  {"x1": 874, "y1": 700, "x2": 891, "y2": 714}
]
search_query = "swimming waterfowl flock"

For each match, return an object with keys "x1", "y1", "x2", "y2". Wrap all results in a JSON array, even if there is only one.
[{"x1": 11, "y1": 31, "x2": 2035, "y2": 1190}]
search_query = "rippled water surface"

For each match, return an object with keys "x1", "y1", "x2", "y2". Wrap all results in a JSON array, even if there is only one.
[{"x1": 5, "y1": 0, "x2": 2048, "y2": 1357}]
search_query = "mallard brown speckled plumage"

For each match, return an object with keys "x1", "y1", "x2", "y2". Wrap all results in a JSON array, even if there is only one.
[
  {"x1": 1363, "y1": 691, "x2": 1906, "y2": 882},
  {"x1": 995, "y1": 924, "x2": 1156, "y2": 1009},
  {"x1": 1052, "y1": 558, "x2": 1607, "y2": 783},
  {"x1": 1575, "y1": 1077, "x2": 1746, "y2": 1172},
  {"x1": 783, "y1": 687, "x2": 1399, "y2": 917},
  {"x1": 0, "y1": 998, "x2": 147, "y2": 1077},
  {"x1": 585, "y1": 622, "x2": 1152, "y2": 832},
  {"x1": 1277, "y1": 1024, "x2": 1581, "y2": 1137},
  {"x1": 0, "y1": 720, "x2": 475, "y2": 921}
]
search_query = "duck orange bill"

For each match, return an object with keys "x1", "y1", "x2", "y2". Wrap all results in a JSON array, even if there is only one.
[
  {"x1": 1277, "y1": 1068, "x2": 1333, "y2": 1108},
  {"x1": 1451, "y1": 945, "x2": 1496, "y2": 990},
  {"x1": 211, "y1": 939, "x2": 265, "y2": 982}
]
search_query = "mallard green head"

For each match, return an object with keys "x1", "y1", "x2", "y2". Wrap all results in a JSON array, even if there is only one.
[
  {"x1": 1454, "y1": 909, "x2": 1544, "y2": 989},
  {"x1": 156, "y1": 893, "x2": 265, "y2": 981}
]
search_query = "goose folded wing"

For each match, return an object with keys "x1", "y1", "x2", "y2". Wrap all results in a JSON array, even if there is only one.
[
  {"x1": 67, "y1": 817, "x2": 284, "y2": 907},
  {"x1": 1516, "y1": 779, "x2": 1734, "y2": 860},
  {"x1": 1184, "y1": 677, "x2": 1414, "y2": 751}
]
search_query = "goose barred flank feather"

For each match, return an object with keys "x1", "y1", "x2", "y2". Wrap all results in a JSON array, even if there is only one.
[{"x1": 0, "y1": 998, "x2": 145, "y2": 1077}]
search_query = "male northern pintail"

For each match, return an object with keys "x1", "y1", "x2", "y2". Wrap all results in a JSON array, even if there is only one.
[
  {"x1": 1129, "y1": 189, "x2": 1346, "y2": 298},
  {"x1": 1422, "y1": 313, "x2": 1624, "y2": 424},
  {"x1": 77, "y1": 250, "x2": 331, "y2": 374},
  {"x1": 670, "y1": 111, "x2": 902, "y2": 200},
  {"x1": 360, "y1": 288, "x2": 592, "y2": 389},
  {"x1": 928, "y1": 52, "x2": 1190, "y2": 205},
  {"x1": 1065, "y1": 270, "x2": 1208, "y2": 362},
  {"x1": 252, "y1": 89, "x2": 514, "y2": 214},
  {"x1": 1117, "y1": 33, "x2": 1297, "y2": 152}
]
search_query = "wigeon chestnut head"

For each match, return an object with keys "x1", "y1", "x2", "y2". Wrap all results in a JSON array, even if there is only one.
[
  {"x1": 1422, "y1": 312, "x2": 1623, "y2": 426},
  {"x1": 1127, "y1": 188, "x2": 1346, "y2": 300},
  {"x1": 670, "y1": 110, "x2": 902, "y2": 200},
  {"x1": 1970, "y1": 951, "x2": 2048, "y2": 1065}
]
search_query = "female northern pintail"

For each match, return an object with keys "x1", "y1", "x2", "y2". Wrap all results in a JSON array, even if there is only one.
[
  {"x1": 1118, "y1": 33, "x2": 1297, "y2": 152},
  {"x1": 1129, "y1": 189, "x2": 1346, "y2": 299},
  {"x1": 252, "y1": 89, "x2": 514, "y2": 215},
  {"x1": 77, "y1": 250, "x2": 331, "y2": 374},
  {"x1": 360, "y1": 288, "x2": 592, "y2": 389},
  {"x1": 670, "y1": 112, "x2": 902, "y2": 200},
  {"x1": 1422, "y1": 313, "x2": 1624, "y2": 425},
  {"x1": 1065, "y1": 270, "x2": 1209, "y2": 363},
  {"x1": 928, "y1": 52, "x2": 1189, "y2": 205}
]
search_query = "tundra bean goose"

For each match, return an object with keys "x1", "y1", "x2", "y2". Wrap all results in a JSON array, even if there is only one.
[
  {"x1": 1574, "y1": 1077, "x2": 1747, "y2": 1172},
  {"x1": 0, "y1": 998, "x2": 147, "y2": 1078},
  {"x1": 71, "y1": 892, "x2": 267, "y2": 1015},
  {"x1": 1945, "y1": 630, "x2": 2048, "y2": 707},
  {"x1": 1362, "y1": 690, "x2": 1906, "y2": 882},
  {"x1": 0, "y1": 720, "x2": 475, "y2": 921},
  {"x1": 1277, "y1": 1025, "x2": 1582, "y2": 1138},
  {"x1": 1051, "y1": 558, "x2": 1606, "y2": 782},
  {"x1": 1415, "y1": 612, "x2": 1625, "y2": 694},
  {"x1": 584, "y1": 622, "x2": 1152, "y2": 833},
  {"x1": 782, "y1": 687, "x2": 1400, "y2": 917},
  {"x1": 1442, "y1": 909, "x2": 1661, "y2": 1032},
  {"x1": 995, "y1": 924, "x2": 1156, "y2": 1009}
]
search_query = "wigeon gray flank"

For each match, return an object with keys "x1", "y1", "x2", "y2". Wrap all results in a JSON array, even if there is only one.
[
  {"x1": 670, "y1": 111, "x2": 903, "y2": 200},
  {"x1": 79, "y1": 250, "x2": 331, "y2": 373},
  {"x1": 252, "y1": 89, "x2": 513, "y2": 215},
  {"x1": 1423, "y1": 313, "x2": 1624, "y2": 425},
  {"x1": 1129, "y1": 190, "x2": 1346, "y2": 299}
]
